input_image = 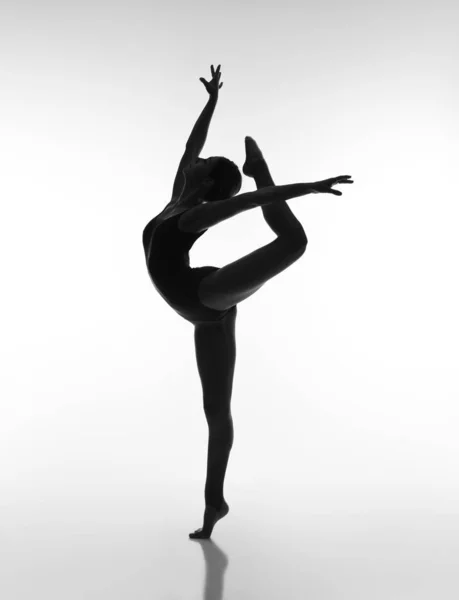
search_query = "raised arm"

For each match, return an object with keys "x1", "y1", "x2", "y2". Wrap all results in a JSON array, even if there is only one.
[
  {"x1": 170, "y1": 65, "x2": 222, "y2": 201},
  {"x1": 186, "y1": 64, "x2": 223, "y2": 152},
  {"x1": 178, "y1": 177, "x2": 353, "y2": 233}
]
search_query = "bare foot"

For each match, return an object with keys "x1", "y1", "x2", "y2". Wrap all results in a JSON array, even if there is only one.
[
  {"x1": 243, "y1": 136, "x2": 265, "y2": 178},
  {"x1": 189, "y1": 500, "x2": 230, "y2": 539}
]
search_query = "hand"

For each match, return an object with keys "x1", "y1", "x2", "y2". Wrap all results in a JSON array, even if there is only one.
[
  {"x1": 310, "y1": 175, "x2": 354, "y2": 196},
  {"x1": 199, "y1": 64, "x2": 223, "y2": 98}
]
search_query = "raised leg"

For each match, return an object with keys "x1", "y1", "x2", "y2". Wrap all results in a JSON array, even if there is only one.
[
  {"x1": 197, "y1": 138, "x2": 307, "y2": 312},
  {"x1": 244, "y1": 137, "x2": 305, "y2": 238}
]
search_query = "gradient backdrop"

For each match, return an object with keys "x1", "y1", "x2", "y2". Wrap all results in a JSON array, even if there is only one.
[{"x1": 1, "y1": 0, "x2": 458, "y2": 598}]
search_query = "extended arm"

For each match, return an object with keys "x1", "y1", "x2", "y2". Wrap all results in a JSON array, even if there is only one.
[
  {"x1": 179, "y1": 183, "x2": 315, "y2": 234},
  {"x1": 179, "y1": 177, "x2": 353, "y2": 233}
]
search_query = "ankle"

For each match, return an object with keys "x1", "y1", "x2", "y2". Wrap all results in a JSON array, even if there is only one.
[
  {"x1": 250, "y1": 157, "x2": 267, "y2": 172},
  {"x1": 253, "y1": 162, "x2": 275, "y2": 188}
]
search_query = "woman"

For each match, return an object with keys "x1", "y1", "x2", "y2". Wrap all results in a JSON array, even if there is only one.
[{"x1": 142, "y1": 65, "x2": 353, "y2": 539}]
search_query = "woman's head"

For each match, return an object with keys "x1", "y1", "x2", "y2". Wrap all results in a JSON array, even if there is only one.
[{"x1": 182, "y1": 156, "x2": 242, "y2": 202}]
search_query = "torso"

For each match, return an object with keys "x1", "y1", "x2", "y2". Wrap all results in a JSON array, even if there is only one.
[
  {"x1": 143, "y1": 194, "x2": 228, "y2": 323},
  {"x1": 142, "y1": 195, "x2": 196, "y2": 260}
]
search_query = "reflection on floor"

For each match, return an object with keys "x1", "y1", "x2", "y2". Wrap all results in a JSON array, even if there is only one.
[{"x1": 2, "y1": 481, "x2": 458, "y2": 599}]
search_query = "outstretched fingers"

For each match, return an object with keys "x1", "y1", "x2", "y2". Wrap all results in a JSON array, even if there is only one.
[{"x1": 329, "y1": 176, "x2": 354, "y2": 195}]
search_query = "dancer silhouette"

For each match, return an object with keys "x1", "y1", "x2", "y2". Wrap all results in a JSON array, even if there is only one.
[{"x1": 142, "y1": 66, "x2": 353, "y2": 539}]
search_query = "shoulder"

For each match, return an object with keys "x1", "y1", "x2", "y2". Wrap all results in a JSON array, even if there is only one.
[
  {"x1": 142, "y1": 201, "x2": 178, "y2": 235},
  {"x1": 142, "y1": 217, "x2": 159, "y2": 249},
  {"x1": 143, "y1": 217, "x2": 157, "y2": 236}
]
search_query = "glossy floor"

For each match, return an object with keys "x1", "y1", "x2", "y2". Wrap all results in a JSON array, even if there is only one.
[{"x1": 2, "y1": 481, "x2": 458, "y2": 599}]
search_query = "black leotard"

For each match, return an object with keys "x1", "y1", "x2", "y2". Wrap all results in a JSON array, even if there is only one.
[{"x1": 143, "y1": 212, "x2": 234, "y2": 324}]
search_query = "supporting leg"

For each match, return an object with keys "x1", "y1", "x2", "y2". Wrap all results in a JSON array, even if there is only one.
[
  {"x1": 204, "y1": 413, "x2": 234, "y2": 509},
  {"x1": 189, "y1": 312, "x2": 236, "y2": 539}
]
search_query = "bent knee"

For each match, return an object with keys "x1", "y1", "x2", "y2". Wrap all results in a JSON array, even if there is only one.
[
  {"x1": 198, "y1": 280, "x2": 265, "y2": 312},
  {"x1": 285, "y1": 228, "x2": 307, "y2": 254}
]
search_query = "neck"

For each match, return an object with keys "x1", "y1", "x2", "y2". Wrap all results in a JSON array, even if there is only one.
[{"x1": 161, "y1": 190, "x2": 199, "y2": 220}]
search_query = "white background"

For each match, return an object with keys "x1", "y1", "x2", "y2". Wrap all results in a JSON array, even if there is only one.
[{"x1": 1, "y1": 0, "x2": 458, "y2": 598}]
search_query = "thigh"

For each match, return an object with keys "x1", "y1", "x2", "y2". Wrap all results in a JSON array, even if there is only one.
[
  {"x1": 197, "y1": 236, "x2": 307, "y2": 312},
  {"x1": 194, "y1": 305, "x2": 237, "y2": 415}
]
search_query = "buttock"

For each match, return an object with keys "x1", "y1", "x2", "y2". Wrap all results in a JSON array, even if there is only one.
[
  {"x1": 152, "y1": 265, "x2": 236, "y2": 325},
  {"x1": 185, "y1": 266, "x2": 236, "y2": 324}
]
